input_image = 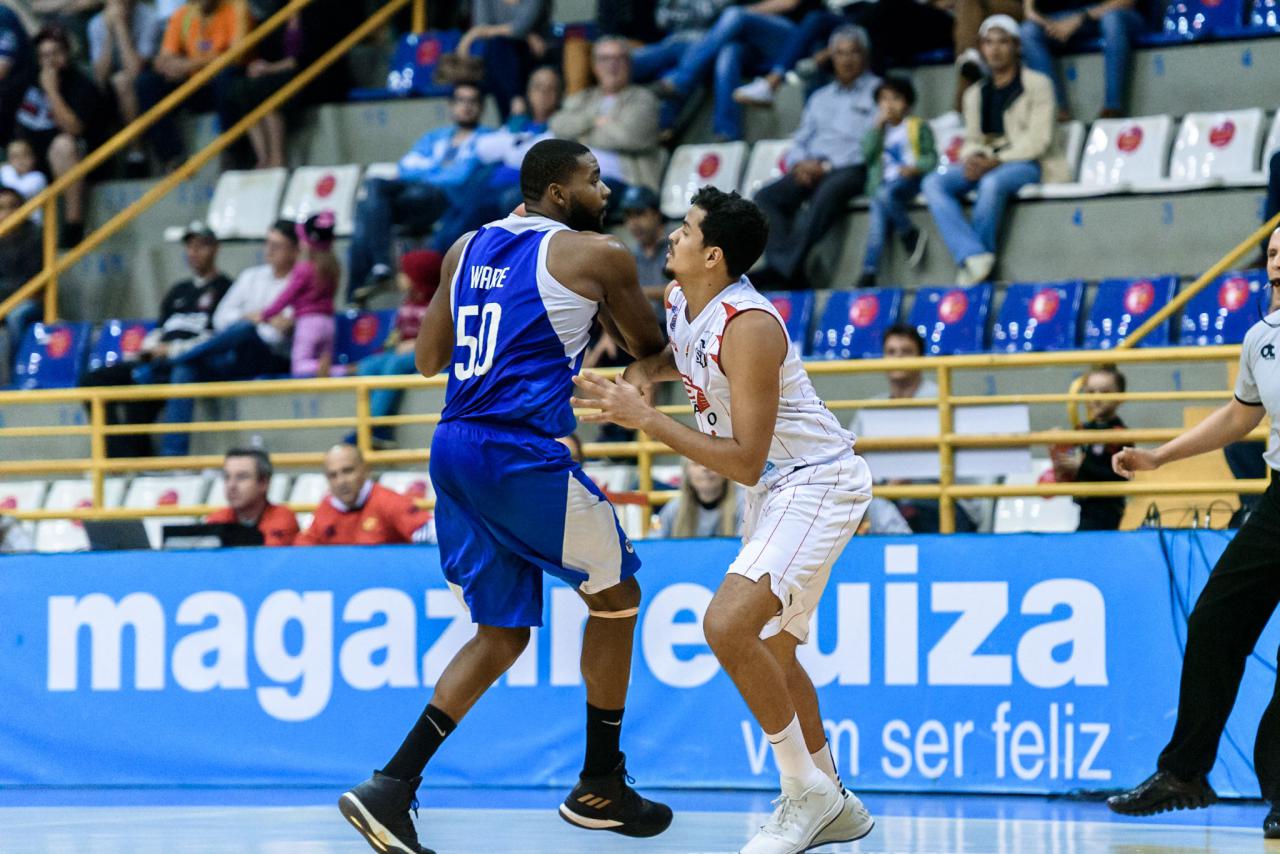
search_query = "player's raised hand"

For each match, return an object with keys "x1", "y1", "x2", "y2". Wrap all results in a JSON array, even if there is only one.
[
  {"x1": 572, "y1": 372, "x2": 652, "y2": 429},
  {"x1": 1112, "y1": 447, "x2": 1158, "y2": 479}
]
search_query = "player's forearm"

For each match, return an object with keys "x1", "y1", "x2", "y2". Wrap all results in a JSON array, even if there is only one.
[
  {"x1": 1154, "y1": 400, "x2": 1263, "y2": 467},
  {"x1": 627, "y1": 348, "x2": 680, "y2": 385},
  {"x1": 638, "y1": 409, "x2": 766, "y2": 486}
]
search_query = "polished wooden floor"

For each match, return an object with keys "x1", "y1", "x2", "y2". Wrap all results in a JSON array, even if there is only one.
[{"x1": 2, "y1": 790, "x2": 1275, "y2": 853}]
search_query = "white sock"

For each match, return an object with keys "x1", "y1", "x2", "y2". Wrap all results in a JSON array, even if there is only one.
[
  {"x1": 767, "y1": 716, "x2": 826, "y2": 788},
  {"x1": 811, "y1": 743, "x2": 842, "y2": 789}
]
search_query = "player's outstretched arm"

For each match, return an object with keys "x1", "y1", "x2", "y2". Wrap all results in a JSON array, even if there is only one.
[
  {"x1": 1112, "y1": 398, "x2": 1265, "y2": 478},
  {"x1": 573, "y1": 311, "x2": 785, "y2": 486},
  {"x1": 415, "y1": 233, "x2": 471, "y2": 378}
]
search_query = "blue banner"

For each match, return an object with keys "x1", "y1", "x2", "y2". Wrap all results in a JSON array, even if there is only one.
[{"x1": 2, "y1": 532, "x2": 1277, "y2": 796}]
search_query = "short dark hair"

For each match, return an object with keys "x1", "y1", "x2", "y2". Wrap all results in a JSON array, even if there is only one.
[
  {"x1": 875, "y1": 75, "x2": 916, "y2": 107},
  {"x1": 689, "y1": 186, "x2": 768, "y2": 279},
  {"x1": 0, "y1": 187, "x2": 23, "y2": 206},
  {"x1": 270, "y1": 219, "x2": 300, "y2": 245},
  {"x1": 521, "y1": 138, "x2": 592, "y2": 203},
  {"x1": 882, "y1": 322, "x2": 924, "y2": 355},
  {"x1": 225, "y1": 447, "x2": 273, "y2": 481},
  {"x1": 1086, "y1": 363, "x2": 1127, "y2": 393}
]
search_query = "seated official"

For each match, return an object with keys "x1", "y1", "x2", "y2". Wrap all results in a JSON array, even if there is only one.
[
  {"x1": 296, "y1": 444, "x2": 434, "y2": 546},
  {"x1": 204, "y1": 447, "x2": 299, "y2": 546}
]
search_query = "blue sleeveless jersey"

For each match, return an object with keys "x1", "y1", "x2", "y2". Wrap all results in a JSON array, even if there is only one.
[{"x1": 439, "y1": 215, "x2": 597, "y2": 437}]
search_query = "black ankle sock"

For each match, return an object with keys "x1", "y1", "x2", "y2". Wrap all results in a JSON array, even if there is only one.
[
  {"x1": 382, "y1": 703, "x2": 456, "y2": 781},
  {"x1": 583, "y1": 703, "x2": 624, "y2": 777}
]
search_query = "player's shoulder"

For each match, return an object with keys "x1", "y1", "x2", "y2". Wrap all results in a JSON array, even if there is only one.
[{"x1": 553, "y1": 229, "x2": 631, "y2": 260}]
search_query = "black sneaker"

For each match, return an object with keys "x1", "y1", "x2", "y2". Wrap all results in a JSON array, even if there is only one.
[
  {"x1": 1265, "y1": 802, "x2": 1280, "y2": 839},
  {"x1": 558, "y1": 754, "x2": 673, "y2": 838},
  {"x1": 1107, "y1": 769, "x2": 1218, "y2": 816},
  {"x1": 338, "y1": 770, "x2": 436, "y2": 854}
]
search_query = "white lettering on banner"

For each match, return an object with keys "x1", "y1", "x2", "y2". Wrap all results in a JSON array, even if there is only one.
[
  {"x1": 1017, "y1": 580, "x2": 1108, "y2": 687},
  {"x1": 339, "y1": 589, "x2": 418, "y2": 691},
  {"x1": 48, "y1": 593, "x2": 166, "y2": 691},
  {"x1": 880, "y1": 719, "x2": 975, "y2": 780},
  {"x1": 797, "y1": 585, "x2": 870, "y2": 686},
  {"x1": 928, "y1": 582, "x2": 1012, "y2": 685},
  {"x1": 742, "y1": 723, "x2": 771, "y2": 775},
  {"x1": 640, "y1": 583, "x2": 718, "y2": 688},
  {"x1": 550, "y1": 588, "x2": 588, "y2": 687},
  {"x1": 253, "y1": 591, "x2": 333, "y2": 722},
  {"x1": 742, "y1": 719, "x2": 860, "y2": 778},
  {"x1": 422, "y1": 589, "x2": 475, "y2": 686},
  {"x1": 992, "y1": 701, "x2": 1111, "y2": 781},
  {"x1": 173, "y1": 592, "x2": 248, "y2": 691}
]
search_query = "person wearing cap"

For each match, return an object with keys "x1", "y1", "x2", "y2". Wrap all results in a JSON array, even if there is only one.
[
  {"x1": 79, "y1": 220, "x2": 231, "y2": 457},
  {"x1": 753, "y1": 25, "x2": 879, "y2": 290},
  {"x1": 922, "y1": 14, "x2": 1061, "y2": 286},
  {"x1": 1020, "y1": 0, "x2": 1142, "y2": 121},
  {"x1": 621, "y1": 185, "x2": 667, "y2": 295}
]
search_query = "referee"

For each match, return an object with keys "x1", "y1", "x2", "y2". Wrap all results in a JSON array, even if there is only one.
[{"x1": 1108, "y1": 228, "x2": 1280, "y2": 838}]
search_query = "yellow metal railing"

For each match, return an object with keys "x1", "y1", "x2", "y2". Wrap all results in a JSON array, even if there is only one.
[
  {"x1": 0, "y1": 0, "x2": 421, "y2": 326},
  {"x1": 0, "y1": 346, "x2": 1265, "y2": 532}
]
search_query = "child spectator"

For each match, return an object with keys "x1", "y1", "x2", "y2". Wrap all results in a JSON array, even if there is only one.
[
  {"x1": 255, "y1": 211, "x2": 338, "y2": 377},
  {"x1": 1051, "y1": 364, "x2": 1130, "y2": 530},
  {"x1": 347, "y1": 249, "x2": 441, "y2": 448},
  {"x1": 1, "y1": 138, "x2": 48, "y2": 200},
  {"x1": 858, "y1": 75, "x2": 934, "y2": 289}
]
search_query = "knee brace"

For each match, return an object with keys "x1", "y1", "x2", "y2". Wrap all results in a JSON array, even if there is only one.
[{"x1": 588, "y1": 607, "x2": 639, "y2": 619}]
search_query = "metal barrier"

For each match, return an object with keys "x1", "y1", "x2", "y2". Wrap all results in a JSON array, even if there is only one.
[{"x1": 0, "y1": 346, "x2": 1266, "y2": 532}]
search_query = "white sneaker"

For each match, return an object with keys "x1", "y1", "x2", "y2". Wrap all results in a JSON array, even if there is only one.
[
  {"x1": 810, "y1": 789, "x2": 874, "y2": 847},
  {"x1": 958, "y1": 252, "x2": 995, "y2": 285},
  {"x1": 740, "y1": 775, "x2": 842, "y2": 854},
  {"x1": 734, "y1": 77, "x2": 776, "y2": 106}
]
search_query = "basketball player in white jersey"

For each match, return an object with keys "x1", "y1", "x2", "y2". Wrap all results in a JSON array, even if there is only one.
[{"x1": 572, "y1": 187, "x2": 875, "y2": 854}]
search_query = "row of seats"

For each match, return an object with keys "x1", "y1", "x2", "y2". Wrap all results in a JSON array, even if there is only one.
[
  {"x1": 202, "y1": 106, "x2": 1280, "y2": 242},
  {"x1": 10, "y1": 270, "x2": 1263, "y2": 389},
  {"x1": 9, "y1": 309, "x2": 398, "y2": 390}
]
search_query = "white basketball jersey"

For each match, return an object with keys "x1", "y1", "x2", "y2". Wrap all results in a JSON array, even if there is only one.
[{"x1": 666, "y1": 277, "x2": 856, "y2": 485}]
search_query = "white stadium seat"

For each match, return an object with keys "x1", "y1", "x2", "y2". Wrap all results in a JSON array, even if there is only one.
[
  {"x1": 1237, "y1": 109, "x2": 1280, "y2": 187},
  {"x1": 123, "y1": 475, "x2": 211, "y2": 548},
  {"x1": 660, "y1": 142, "x2": 748, "y2": 219},
  {"x1": 929, "y1": 112, "x2": 966, "y2": 169},
  {"x1": 288, "y1": 473, "x2": 330, "y2": 506},
  {"x1": 993, "y1": 461, "x2": 1080, "y2": 533},
  {"x1": 206, "y1": 168, "x2": 288, "y2": 240},
  {"x1": 0, "y1": 480, "x2": 48, "y2": 545},
  {"x1": 378, "y1": 471, "x2": 434, "y2": 502},
  {"x1": 1018, "y1": 121, "x2": 1086, "y2": 199},
  {"x1": 279, "y1": 165, "x2": 363, "y2": 237},
  {"x1": 740, "y1": 139, "x2": 791, "y2": 200},
  {"x1": 1041, "y1": 115, "x2": 1173, "y2": 198},
  {"x1": 1167, "y1": 109, "x2": 1264, "y2": 189},
  {"x1": 35, "y1": 478, "x2": 127, "y2": 553}
]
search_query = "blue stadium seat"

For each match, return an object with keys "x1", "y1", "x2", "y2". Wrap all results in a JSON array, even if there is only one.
[
  {"x1": 12, "y1": 322, "x2": 91, "y2": 390},
  {"x1": 991, "y1": 281, "x2": 1085, "y2": 353},
  {"x1": 1251, "y1": 0, "x2": 1280, "y2": 27},
  {"x1": 349, "y1": 31, "x2": 460, "y2": 101},
  {"x1": 762, "y1": 290, "x2": 815, "y2": 354},
  {"x1": 810, "y1": 289, "x2": 902, "y2": 360},
  {"x1": 334, "y1": 309, "x2": 397, "y2": 367},
  {"x1": 1180, "y1": 269, "x2": 1267, "y2": 345},
  {"x1": 909, "y1": 284, "x2": 992, "y2": 356},
  {"x1": 89, "y1": 319, "x2": 156, "y2": 372},
  {"x1": 1084, "y1": 276, "x2": 1179, "y2": 349},
  {"x1": 1161, "y1": 0, "x2": 1246, "y2": 38}
]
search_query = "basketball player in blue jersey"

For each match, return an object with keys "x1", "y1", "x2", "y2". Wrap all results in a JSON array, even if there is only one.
[{"x1": 338, "y1": 140, "x2": 672, "y2": 854}]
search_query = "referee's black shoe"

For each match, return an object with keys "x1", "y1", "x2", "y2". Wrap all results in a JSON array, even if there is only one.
[
  {"x1": 1264, "y1": 803, "x2": 1280, "y2": 839},
  {"x1": 339, "y1": 770, "x2": 436, "y2": 854},
  {"x1": 559, "y1": 753, "x2": 673, "y2": 837},
  {"x1": 1106, "y1": 770, "x2": 1218, "y2": 816}
]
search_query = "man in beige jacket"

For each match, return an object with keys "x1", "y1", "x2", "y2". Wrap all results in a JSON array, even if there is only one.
[
  {"x1": 549, "y1": 36, "x2": 663, "y2": 202},
  {"x1": 922, "y1": 14, "x2": 1060, "y2": 285}
]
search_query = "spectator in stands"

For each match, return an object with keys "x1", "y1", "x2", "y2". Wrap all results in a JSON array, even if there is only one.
[
  {"x1": 0, "y1": 1, "x2": 32, "y2": 147},
  {"x1": 347, "y1": 82, "x2": 489, "y2": 300},
  {"x1": 621, "y1": 185, "x2": 667, "y2": 294},
  {"x1": 0, "y1": 511, "x2": 33, "y2": 553},
  {"x1": 857, "y1": 75, "x2": 934, "y2": 289},
  {"x1": 14, "y1": 26, "x2": 103, "y2": 246},
  {"x1": 952, "y1": 0, "x2": 1024, "y2": 113},
  {"x1": 850, "y1": 323, "x2": 977, "y2": 533},
  {"x1": 88, "y1": 0, "x2": 161, "y2": 177},
  {"x1": 295, "y1": 443, "x2": 433, "y2": 545},
  {"x1": 0, "y1": 186, "x2": 41, "y2": 371},
  {"x1": 922, "y1": 15, "x2": 1056, "y2": 286},
  {"x1": 597, "y1": 0, "x2": 660, "y2": 44},
  {"x1": 754, "y1": 25, "x2": 878, "y2": 290},
  {"x1": 1, "y1": 138, "x2": 47, "y2": 199},
  {"x1": 205, "y1": 447, "x2": 299, "y2": 545},
  {"x1": 79, "y1": 220, "x2": 230, "y2": 457},
  {"x1": 253, "y1": 211, "x2": 338, "y2": 378},
  {"x1": 631, "y1": 0, "x2": 734, "y2": 97},
  {"x1": 1051, "y1": 364, "x2": 1130, "y2": 530},
  {"x1": 655, "y1": 460, "x2": 742, "y2": 538},
  {"x1": 1263, "y1": 154, "x2": 1280, "y2": 258},
  {"x1": 1020, "y1": 0, "x2": 1141, "y2": 120},
  {"x1": 347, "y1": 249, "x2": 440, "y2": 449},
  {"x1": 457, "y1": 0, "x2": 550, "y2": 121},
  {"x1": 152, "y1": 220, "x2": 297, "y2": 457},
  {"x1": 549, "y1": 36, "x2": 662, "y2": 203},
  {"x1": 137, "y1": 0, "x2": 251, "y2": 170}
]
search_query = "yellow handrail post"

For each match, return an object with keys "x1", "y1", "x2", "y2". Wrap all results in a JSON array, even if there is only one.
[
  {"x1": 637, "y1": 427, "x2": 654, "y2": 525},
  {"x1": 412, "y1": 0, "x2": 426, "y2": 34},
  {"x1": 89, "y1": 395, "x2": 106, "y2": 507},
  {"x1": 355, "y1": 385, "x2": 372, "y2": 458},
  {"x1": 41, "y1": 196, "x2": 57, "y2": 322},
  {"x1": 937, "y1": 364, "x2": 955, "y2": 534}
]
